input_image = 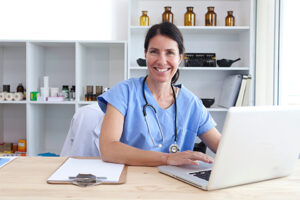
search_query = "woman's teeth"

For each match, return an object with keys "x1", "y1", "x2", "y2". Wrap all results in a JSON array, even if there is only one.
[{"x1": 156, "y1": 68, "x2": 168, "y2": 72}]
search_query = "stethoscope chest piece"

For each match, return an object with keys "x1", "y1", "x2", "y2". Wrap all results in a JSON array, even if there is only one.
[{"x1": 169, "y1": 142, "x2": 180, "y2": 153}]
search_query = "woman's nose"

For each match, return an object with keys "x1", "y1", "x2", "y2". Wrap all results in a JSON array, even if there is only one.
[{"x1": 157, "y1": 54, "x2": 167, "y2": 66}]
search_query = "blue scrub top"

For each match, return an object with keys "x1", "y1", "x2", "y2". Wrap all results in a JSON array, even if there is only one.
[{"x1": 98, "y1": 76, "x2": 216, "y2": 153}]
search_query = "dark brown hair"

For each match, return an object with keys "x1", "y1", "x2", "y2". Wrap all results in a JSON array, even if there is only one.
[{"x1": 144, "y1": 22, "x2": 185, "y2": 84}]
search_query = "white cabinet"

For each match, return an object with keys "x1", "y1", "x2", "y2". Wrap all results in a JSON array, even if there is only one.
[
  {"x1": 128, "y1": 0, "x2": 256, "y2": 131},
  {"x1": 0, "y1": 40, "x2": 126, "y2": 155}
]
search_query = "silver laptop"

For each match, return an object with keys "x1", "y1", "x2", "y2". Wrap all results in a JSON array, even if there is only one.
[{"x1": 158, "y1": 106, "x2": 300, "y2": 190}]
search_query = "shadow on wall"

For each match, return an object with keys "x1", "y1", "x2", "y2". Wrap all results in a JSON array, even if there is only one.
[{"x1": 110, "y1": 0, "x2": 128, "y2": 41}]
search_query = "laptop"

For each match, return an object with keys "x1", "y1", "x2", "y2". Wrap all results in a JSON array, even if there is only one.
[{"x1": 158, "y1": 106, "x2": 300, "y2": 190}]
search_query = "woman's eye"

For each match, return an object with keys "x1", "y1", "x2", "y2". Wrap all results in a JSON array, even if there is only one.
[
  {"x1": 167, "y1": 51, "x2": 175, "y2": 55},
  {"x1": 150, "y1": 50, "x2": 158, "y2": 54}
]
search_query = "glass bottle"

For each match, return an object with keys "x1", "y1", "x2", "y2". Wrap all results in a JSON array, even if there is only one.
[
  {"x1": 140, "y1": 11, "x2": 149, "y2": 26},
  {"x1": 162, "y1": 6, "x2": 173, "y2": 23},
  {"x1": 184, "y1": 7, "x2": 196, "y2": 26},
  {"x1": 205, "y1": 7, "x2": 217, "y2": 26},
  {"x1": 225, "y1": 11, "x2": 235, "y2": 26}
]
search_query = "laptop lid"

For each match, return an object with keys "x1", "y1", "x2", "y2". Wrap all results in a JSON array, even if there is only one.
[{"x1": 158, "y1": 106, "x2": 300, "y2": 190}]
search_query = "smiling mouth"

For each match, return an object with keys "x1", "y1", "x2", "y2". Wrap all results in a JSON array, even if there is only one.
[{"x1": 154, "y1": 67, "x2": 170, "y2": 72}]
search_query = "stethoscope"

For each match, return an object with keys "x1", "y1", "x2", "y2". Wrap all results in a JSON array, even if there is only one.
[{"x1": 142, "y1": 76, "x2": 180, "y2": 153}]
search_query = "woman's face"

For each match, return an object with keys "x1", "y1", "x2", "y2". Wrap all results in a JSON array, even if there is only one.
[{"x1": 145, "y1": 34, "x2": 183, "y2": 84}]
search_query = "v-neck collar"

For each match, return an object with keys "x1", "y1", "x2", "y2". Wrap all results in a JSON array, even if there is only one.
[{"x1": 144, "y1": 79, "x2": 181, "y2": 112}]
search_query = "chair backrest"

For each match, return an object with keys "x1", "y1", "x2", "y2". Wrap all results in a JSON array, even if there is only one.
[{"x1": 60, "y1": 103, "x2": 104, "y2": 157}]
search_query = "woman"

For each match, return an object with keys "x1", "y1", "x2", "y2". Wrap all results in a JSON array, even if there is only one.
[{"x1": 98, "y1": 22, "x2": 221, "y2": 166}]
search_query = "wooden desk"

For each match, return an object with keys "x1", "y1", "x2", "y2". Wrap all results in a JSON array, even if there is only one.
[{"x1": 1, "y1": 157, "x2": 300, "y2": 200}]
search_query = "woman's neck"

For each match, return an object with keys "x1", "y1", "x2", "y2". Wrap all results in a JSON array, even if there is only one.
[{"x1": 146, "y1": 76, "x2": 175, "y2": 109}]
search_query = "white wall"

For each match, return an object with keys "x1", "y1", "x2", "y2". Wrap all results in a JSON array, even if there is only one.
[
  {"x1": 0, "y1": 0, "x2": 128, "y2": 41},
  {"x1": 279, "y1": 1, "x2": 300, "y2": 105},
  {"x1": 255, "y1": 0, "x2": 276, "y2": 105}
]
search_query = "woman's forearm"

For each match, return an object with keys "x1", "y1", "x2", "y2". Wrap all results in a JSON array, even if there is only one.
[{"x1": 100, "y1": 141, "x2": 168, "y2": 166}]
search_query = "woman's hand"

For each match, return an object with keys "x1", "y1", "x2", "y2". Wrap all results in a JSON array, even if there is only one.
[{"x1": 165, "y1": 151, "x2": 214, "y2": 166}]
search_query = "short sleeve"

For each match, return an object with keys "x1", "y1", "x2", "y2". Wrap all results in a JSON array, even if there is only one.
[
  {"x1": 196, "y1": 98, "x2": 217, "y2": 136},
  {"x1": 97, "y1": 81, "x2": 130, "y2": 116}
]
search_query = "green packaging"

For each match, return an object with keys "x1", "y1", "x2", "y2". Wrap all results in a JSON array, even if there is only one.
[{"x1": 30, "y1": 91, "x2": 40, "y2": 101}]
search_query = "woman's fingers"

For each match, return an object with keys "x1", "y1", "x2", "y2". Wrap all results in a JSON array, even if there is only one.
[
  {"x1": 167, "y1": 151, "x2": 214, "y2": 166},
  {"x1": 190, "y1": 151, "x2": 214, "y2": 163}
]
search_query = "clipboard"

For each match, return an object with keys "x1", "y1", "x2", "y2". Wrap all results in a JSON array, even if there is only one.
[{"x1": 47, "y1": 157, "x2": 127, "y2": 186}]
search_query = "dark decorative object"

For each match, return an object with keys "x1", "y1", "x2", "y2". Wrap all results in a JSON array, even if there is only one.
[
  {"x1": 184, "y1": 53, "x2": 216, "y2": 67},
  {"x1": 217, "y1": 58, "x2": 241, "y2": 67},
  {"x1": 193, "y1": 141, "x2": 207, "y2": 153},
  {"x1": 201, "y1": 98, "x2": 215, "y2": 108},
  {"x1": 136, "y1": 58, "x2": 147, "y2": 66}
]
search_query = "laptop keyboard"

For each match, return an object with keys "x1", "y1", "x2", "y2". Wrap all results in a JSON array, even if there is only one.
[{"x1": 189, "y1": 170, "x2": 211, "y2": 181}]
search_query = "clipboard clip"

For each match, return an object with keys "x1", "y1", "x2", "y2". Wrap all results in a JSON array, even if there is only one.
[{"x1": 69, "y1": 173, "x2": 107, "y2": 187}]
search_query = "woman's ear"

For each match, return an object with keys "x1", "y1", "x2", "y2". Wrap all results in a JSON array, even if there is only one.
[{"x1": 179, "y1": 53, "x2": 184, "y2": 64}]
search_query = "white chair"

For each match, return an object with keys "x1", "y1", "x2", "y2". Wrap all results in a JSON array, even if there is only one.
[{"x1": 60, "y1": 103, "x2": 104, "y2": 157}]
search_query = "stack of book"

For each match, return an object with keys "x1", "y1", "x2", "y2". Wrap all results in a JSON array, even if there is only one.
[{"x1": 219, "y1": 74, "x2": 252, "y2": 108}]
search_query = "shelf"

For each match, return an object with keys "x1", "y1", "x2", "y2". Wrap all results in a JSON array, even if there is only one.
[
  {"x1": 130, "y1": 26, "x2": 250, "y2": 34},
  {"x1": 130, "y1": 66, "x2": 250, "y2": 71},
  {"x1": 136, "y1": 0, "x2": 241, "y2": 1},
  {"x1": 29, "y1": 101, "x2": 76, "y2": 105},
  {"x1": 78, "y1": 101, "x2": 98, "y2": 105},
  {"x1": 0, "y1": 101, "x2": 27, "y2": 104},
  {"x1": 207, "y1": 107, "x2": 228, "y2": 112}
]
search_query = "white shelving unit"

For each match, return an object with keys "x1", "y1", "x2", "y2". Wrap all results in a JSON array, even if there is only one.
[
  {"x1": 0, "y1": 40, "x2": 127, "y2": 156},
  {"x1": 128, "y1": 0, "x2": 256, "y2": 132}
]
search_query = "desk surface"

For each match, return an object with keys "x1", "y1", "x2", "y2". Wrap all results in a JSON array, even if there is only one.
[{"x1": 0, "y1": 157, "x2": 300, "y2": 200}]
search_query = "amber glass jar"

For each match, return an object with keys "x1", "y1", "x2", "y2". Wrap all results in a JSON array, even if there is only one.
[
  {"x1": 225, "y1": 11, "x2": 235, "y2": 26},
  {"x1": 162, "y1": 6, "x2": 173, "y2": 23},
  {"x1": 140, "y1": 11, "x2": 149, "y2": 26},
  {"x1": 184, "y1": 7, "x2": 195, "y2": 26},
  {"x1": 205, "y1": 7, "x2": 217, "y2": 26}
]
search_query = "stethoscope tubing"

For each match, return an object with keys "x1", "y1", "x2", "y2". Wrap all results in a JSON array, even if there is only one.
[{"x1": 142, "y1": 75, "x2": 178, "y2": 149}]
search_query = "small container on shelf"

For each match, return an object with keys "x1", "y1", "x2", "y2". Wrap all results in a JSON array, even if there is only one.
[
  {"x1": 12, "y1": 143, "x2": 18, "y2": 153},
  {"x1": 225, "y1": 11, "x2": 235, "y2": 26},
  {"x1": 205, "y1": 7, "x2": 217, "y2": 26},
  {"x1": 30, "y1": 91, "x2": 40, "y2": 101},
  {"x1": 16, "y1": 83, "x2": 26, "y2": 100},
  {"x1": 86, "y1": 85, "x2": 93, "y2": 95},
  {"x1": 3, "y1": 85, "x2": 10, "y2": 92},
  {"x1": 96, "y1": 85, "x2": 103, "y2": 96},
  {"x1": 140, "y1": 11, "x2": 149, "y2": 26},
  {"x1": 162, "y1": 6, "x2": 173, "y2": 23},
  {"x1": 69, "y1": 85, "x2": 76, "y2": 101},
  {"x1": 184, "y1": 7, "x2": 196, "y2": 26},
  {"x1": 62, "y1": 85, "x2": 69, "y2": 101},
  {"x1": 17, "y1": 139, "x2": 26, "y2": 152}
]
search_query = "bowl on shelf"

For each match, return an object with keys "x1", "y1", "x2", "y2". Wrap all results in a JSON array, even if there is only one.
[
  {"x1": 136, "y1": 58, "x2": 147, "y2": 67},
  {"x1": 217, "y1": 58, "x2": 241, "y2": 67},
  {"x1": 201, "y1": 98, "x2": 215, "y2": 108}
]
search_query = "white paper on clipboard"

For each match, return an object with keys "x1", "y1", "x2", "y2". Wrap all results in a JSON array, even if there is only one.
[
  {"x1": 0, "y1": 157, "x2": 16, "y2": 169},
  {"x1": 47, "y1": 158, "x2": 124, "y2": 183}
]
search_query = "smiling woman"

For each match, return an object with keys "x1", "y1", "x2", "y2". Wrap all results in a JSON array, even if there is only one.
[
  {"x1": 97, "y1": 22, "x2": 221, "y2": 167},
  {"x1": 145, "y1": 34, "x2": 182, "y2": 85}
]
